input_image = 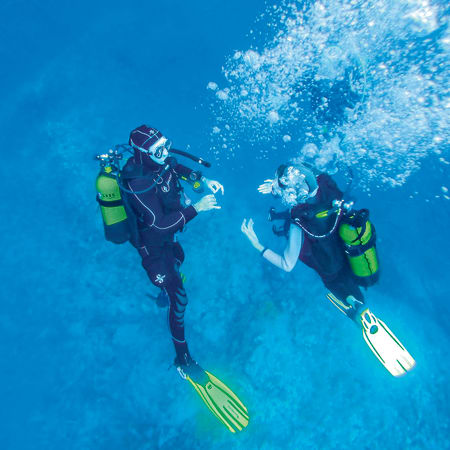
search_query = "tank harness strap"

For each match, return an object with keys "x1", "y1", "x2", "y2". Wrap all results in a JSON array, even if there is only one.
[
  {"x1": 138, "y1": 245, "x2": 150, "y2": 258},
  {"x1": 117, "y1": 168, "x2": 153, "y2": 247},
  {"x1": 346, "y1": 209, "x2": 370, "y2": 242},
  {"x1": 118, "y1": 163, "x2": 153, "y2": 228},
  {"x1": 349, "y1": 221, "x2": 367, "y2": 244},
  {"x1": 96, "y1": 194, "x2": 123, "y2": 208},
  {"x1": 343, "y1": 225, "x2": 376, "y2": 257}
]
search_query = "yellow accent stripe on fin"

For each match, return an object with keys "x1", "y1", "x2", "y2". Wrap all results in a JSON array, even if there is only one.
[{"x1": 326, "y1": 293, "x2": 351, "y2": 315}]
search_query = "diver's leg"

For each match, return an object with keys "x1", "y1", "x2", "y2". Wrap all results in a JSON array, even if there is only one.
[
  {"x1": 165, "y1": 243, "x2": 192, "y2": 361},
  {"x1": 142, "y1": 252, "x2": 191, "y2": 361},
  {"x1": 166, "y1": 276, "x2": 190, "y2": 361},
  {"x1": 323, "y1": 270, "x2": 365, "y2": 323}
]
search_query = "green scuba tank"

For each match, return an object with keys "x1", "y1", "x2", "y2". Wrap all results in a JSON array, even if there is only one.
[
  {"x1": 339, "y1": 209, "x2": 379, "y2": 287},
  {"x1": 95, "y1": 165, "x2": 130, "y2": 244}
]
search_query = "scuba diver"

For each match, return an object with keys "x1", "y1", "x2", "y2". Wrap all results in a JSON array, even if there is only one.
[
  {"x1": 95, "y1": 125, "x2": 249, "y2": 433},
  {"x1": 241, "y1": 162, "x2": 415, "y2": 377}
]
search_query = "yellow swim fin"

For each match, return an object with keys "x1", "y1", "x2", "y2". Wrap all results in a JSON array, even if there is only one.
[
  {"x1": 177, "y1": 358, "x2": 249, "y2": 433},
  {"x1": 326, "y1": 293, "x2": 416, "y2": 376},
  {"x1": 187, "y1": 370, "x2": 249, "y2": 433},
  {"x1": 360, "y1": 309, "x2": 416, "y2": 377}
]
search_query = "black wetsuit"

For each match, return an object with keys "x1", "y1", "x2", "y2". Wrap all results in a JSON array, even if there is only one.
[
  {"x1": 291, "y1": 174, "x2": 365, "y2": 305},
  {"x1": 122, "y1": 153, "x2": 200, "y2": 360}
]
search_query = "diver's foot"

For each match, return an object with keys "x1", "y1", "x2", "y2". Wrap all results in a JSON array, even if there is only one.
[
  {"x1": 346, "y1": 296, "x2": 366, "y2": 327},
  {"x1": 175, "y1": 353, "x2": 208, "y2": 384}
]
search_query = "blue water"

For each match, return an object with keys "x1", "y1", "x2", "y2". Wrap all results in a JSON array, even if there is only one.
[{"x1": 2, "y1": 0, "x2": 449, "y2": 448}]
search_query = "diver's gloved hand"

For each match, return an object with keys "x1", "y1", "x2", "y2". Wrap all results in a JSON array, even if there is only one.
[
  {"x1": 193, "y1": 194, "x2": 221, "y2": 212},
  {"x1": 202, "y1": 177, "x2": 224, "y2": 195},
  {"x1": 258, "y1": 179, "x2": 274, "y2": 195},
  {"x1": 241, "y1": 218, "x2": 264, "y2": 252}
]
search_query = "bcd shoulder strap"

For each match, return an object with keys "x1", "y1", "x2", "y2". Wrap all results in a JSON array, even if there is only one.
[{"x1": 117, "y1": 162, "x2": 154, "y2": 248}]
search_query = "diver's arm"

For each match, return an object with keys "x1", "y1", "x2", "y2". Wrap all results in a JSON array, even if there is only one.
[
  {"x1": 173, "y1": 163, "x2": 201, "y2": 180},
  {"x1": 174, "y1": 163, "x2": 224, "y2": 195},
  {"x1": 262, "y1": 224, "x2": 302, "y2": 272},
  {"x1": 241, "y1": 219, "x2": 302, "y2": 271},
  {"x1": 127, "y1": 178, "x2": 197, "y2": 235}
]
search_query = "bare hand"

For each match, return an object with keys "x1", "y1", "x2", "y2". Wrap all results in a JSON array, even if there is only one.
[
  {"x1": 194, "y1": 194, "x2": 221, "y2": 212},
  {"x1": 204, "y1": 177, "x2": 224, "y2": 195},
  {"x1": 258, "y1": 179, "x2": 273, "y2": 195},
  {"x1": 241, "y1": 218, "x2": 264, "y2": 252}
]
